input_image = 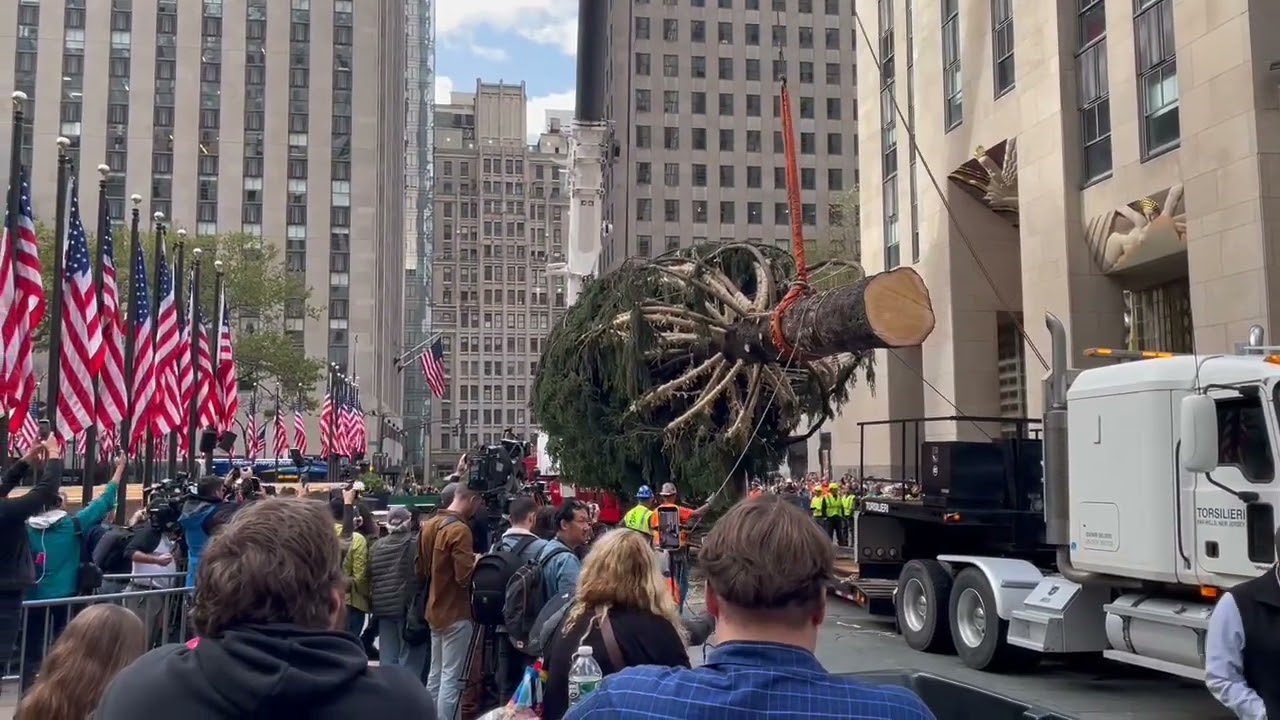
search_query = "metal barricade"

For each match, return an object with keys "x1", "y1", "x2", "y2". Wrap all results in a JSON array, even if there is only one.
[{"x1": 3, "y1": 572, "x2": 194, "y2": 688}]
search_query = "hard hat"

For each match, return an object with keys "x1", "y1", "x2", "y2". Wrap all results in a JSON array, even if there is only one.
[
  {"x1": 659, "y1": 482, "x2": 678, "y2": 496},
  {"x1": 636, "y1": 485, "x2": 653, "y2": 499},
  {"x1": 828, "y1": 482, "x2": 839, "y2": 491}
]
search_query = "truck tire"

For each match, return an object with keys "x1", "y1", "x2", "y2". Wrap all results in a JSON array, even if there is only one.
[
  {"x1": 896, "y1": 559, "x2": 954, "y2": 654},
  {"x1": 948, "y1": 567, "x2": 1020, "y2": 671}
]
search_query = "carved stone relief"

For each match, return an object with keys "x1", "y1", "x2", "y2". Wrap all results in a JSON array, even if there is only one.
[
  {"x1": 1084, "y1": 185, "x2": 1186, "y2": 275},
  {"x1": 947, "y1": 138, "x2": 1019, "y2": 226}
]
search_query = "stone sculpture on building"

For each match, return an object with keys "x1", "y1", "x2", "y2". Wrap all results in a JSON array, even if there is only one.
[
  {"x1": 1084, "y1": 184, "x2": 1187, "y2": 274},
  {"x1": 947, "y1": 139, "x2": 1019, "y2": 225}
]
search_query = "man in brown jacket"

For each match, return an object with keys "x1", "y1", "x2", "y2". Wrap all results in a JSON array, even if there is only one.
[{"x1": 416, "y1": 483, "x2": 481, "y2": 720}]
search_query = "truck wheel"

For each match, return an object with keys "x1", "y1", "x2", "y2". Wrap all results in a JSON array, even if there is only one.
[
  {"x1": 896, "y1": 559, "x2": 954, "y2": 654},
  {"x1": 949, "y1": 567, "x2": 1019, "y2": 671}
]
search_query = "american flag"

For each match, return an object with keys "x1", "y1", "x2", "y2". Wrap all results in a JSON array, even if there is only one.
[
  {"x1": 56, "y1": 178, "x2": 104, "y2": 439},
  {"x1": 98, "y1": 426, "x2": 118, "y2": 462},
  {"x1": 272, "y1": 402, "x2": 289, "y2": 458},
  {"x1": 214, "y1": 287, "x2": 238, "y2": 433},
  {"x1": 95, "y1": 197, "x2": 125, "y2": 430},
  {"x1": 419, "y1": 340, "x2": 447, "y2": 398},
  {"x1": 319, "y1": 390, "x2": 333, "y2": 457},
  {"x1": 338, "y1": 389, "x2": 357, "y2": 456},
  {"x1": 3, "y1": 169, "x2": 44, "y2": 432},
  {"x1": 127, "y1": 247, "x2": 154, "y2": 454},
  {"x1": 292, "y1": 401, "x2": 308, "y2": 455},
  {"x1": 194, "y1": 315, "x2": 215, "y2": 430},
  {"x1": 245, "y1": 412, "x2": 264, "y2": 460},
  {"x1": 176, "y1": 277, "x2": 196, "y2": 452},
  {"x1": 150, "y1": 239, "x2": 180, "y2": 436},
  {"x1": 12, "y1": 399, "x2": 39, "y2": 454},
  {"x1": 351, "y1": 388, "x2": 367, "y2": 457}
]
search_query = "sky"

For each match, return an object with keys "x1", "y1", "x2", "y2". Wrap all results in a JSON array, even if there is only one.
[{"x1": 434, "y1": 0, "x2": 578, "y2": 142}]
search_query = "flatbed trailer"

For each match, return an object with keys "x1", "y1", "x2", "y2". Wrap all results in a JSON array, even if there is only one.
[{"x1": 828, "y1": 416, "x2": 1053, "y2": 621}]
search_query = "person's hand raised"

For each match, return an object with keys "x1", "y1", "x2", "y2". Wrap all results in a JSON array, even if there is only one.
[{"x1": 42, "y1": 435, "x2": 62, "y2": 460}]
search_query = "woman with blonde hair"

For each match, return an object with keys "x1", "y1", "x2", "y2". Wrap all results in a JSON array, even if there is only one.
[
  {"x1": 541, "y1": 528, "x2": 690, "y2": 719},
  {"x1": 17, "y1": 603, "x2": 146, "y2": 719}
]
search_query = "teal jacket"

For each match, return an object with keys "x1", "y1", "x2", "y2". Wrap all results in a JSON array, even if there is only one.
[{"x1": 27, "y1": 481, "x2": 118, "y2": 600}]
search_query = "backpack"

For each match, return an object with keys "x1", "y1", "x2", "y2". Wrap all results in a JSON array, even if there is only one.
[
  {"x1": 503, "y1": 544, "x2": 571, "y2": 653},
  {"x1": 71, "y1": 517, "x2": 104, "y2": 595},
  {"x1": 525, "y1": 590, "x2": 573, "y2": 658},
  {"x1": 91, "y1": 527, "x2": 136, "y2": 575},
  {"x1": 470, "y1": 536, "x2": 539, "y2": 627},
  {"x1": 403, "y1": 515, "x2": 460, "y2": 646}
]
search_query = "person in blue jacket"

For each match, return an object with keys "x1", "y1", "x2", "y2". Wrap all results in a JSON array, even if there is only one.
[
  {"x1": 22, "y1": 451, "x2": 123, "y2": 690},
  {"x1": 178, "y1": 474, "x2": 239, "y2": 589}
]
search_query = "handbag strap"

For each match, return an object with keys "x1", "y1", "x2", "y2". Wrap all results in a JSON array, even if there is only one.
[{"x1": 599, "y1": 611, "x2": 625, "y2": 669}]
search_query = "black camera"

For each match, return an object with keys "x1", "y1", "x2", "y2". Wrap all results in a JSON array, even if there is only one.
[{"x1": 146, "y1": 473, "x2": 196, "y2": 533}]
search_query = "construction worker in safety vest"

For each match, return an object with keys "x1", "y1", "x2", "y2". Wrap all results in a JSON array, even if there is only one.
[
  {"x1": 823, "y1": 482, "x2": 843, "y2": 544},
  {"x1": 649, "y1": 482, "x2": 715, "y2": 612},
  {"x1": 839, "y1": 481, "x2": 857, "y2": 546},
  {"x1": 623, "y1": 485, "x2": 657, "y2": 534}
]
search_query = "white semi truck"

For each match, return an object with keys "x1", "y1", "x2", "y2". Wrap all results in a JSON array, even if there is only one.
[{"x1": 881, "y1": 312, "x2": 1279, "y2": 679}]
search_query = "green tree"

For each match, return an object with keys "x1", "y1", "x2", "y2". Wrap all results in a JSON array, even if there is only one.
[{"x1": 33, "y1": 223, "x2": 325, "y2": 404}]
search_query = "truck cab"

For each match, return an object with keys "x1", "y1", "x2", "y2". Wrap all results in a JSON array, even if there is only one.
[{"x1": 1064, "y1": 352, "x2": 1280, "y2": 589}]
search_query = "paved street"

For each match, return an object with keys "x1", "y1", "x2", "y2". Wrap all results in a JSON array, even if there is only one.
[{"x1": 805, "y1": 600, "x2": 1232, "y2": 720}]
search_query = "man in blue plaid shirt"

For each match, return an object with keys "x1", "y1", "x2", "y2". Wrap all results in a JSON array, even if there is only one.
[{"x1": 564, "y1": 494, "x2": 934, "y2": 719}]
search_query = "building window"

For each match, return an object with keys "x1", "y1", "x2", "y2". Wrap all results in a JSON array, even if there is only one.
[
  {"x1": 991, "y1": 0, "x2": 1014, "y2": 96},
  {"x1": 1134, "y1": 0, "x2": 1179, "y2": 157},
  {"x1": 941, "y1": 0, "x2": 962, "y2": 130},
  {"x1": 1078, "y1": 0, "x2": 1112, "y2": 184},
  {"x1": 883, "y1": 177, "x2": 900, "y2": 270}
]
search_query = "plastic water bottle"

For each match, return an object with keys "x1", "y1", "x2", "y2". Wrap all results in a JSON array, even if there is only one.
[{"x1": 567, "y1": 645, "x2": 604, "y2": 707}]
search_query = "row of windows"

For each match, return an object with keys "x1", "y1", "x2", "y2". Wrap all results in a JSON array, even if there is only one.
[
  {"x1": 636, "y1": 53, "x2": 850, "y2": 86},
  {"x1": 635, "y1": 198, "x2": 821, "y2": 226},
  {"x1": 635, "y1": 126, "x2": 846, "y2": 155},
  {"x1": 637, "y1": 162, "x2": 847, "y2": 191},
  {"x1": 636, "y1": 90, "x2": 849, "y2": 119},
  {"x1": 638, "y1": 0, "x2": 846, "y2": 13},
  {"x1": 1076, "y1": 0, "x2": 1180, "y2": 185},
  {"x1": 634, "y1": 16, "x2": 853, "y2": 50}
]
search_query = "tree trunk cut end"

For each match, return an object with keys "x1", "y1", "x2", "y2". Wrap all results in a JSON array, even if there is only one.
[{"x1": 863, "y1": 266, "x2": 935, "y2": 348}]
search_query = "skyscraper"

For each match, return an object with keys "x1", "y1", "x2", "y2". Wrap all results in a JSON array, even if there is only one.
[
  {"x1": 428, "y1": 81, "x2": 571, "y2": 477},
  {"x1": 0, "y1": 0, "x2": 406, "y2": 437},
  {"x1": 599, "y1": 0, "x2": 861, "y2": 271},
  {"x1": 401, "y1": 0, "x2": 436, "y2": 469}
]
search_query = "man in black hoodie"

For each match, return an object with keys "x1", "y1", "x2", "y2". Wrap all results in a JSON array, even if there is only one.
[
  {"x1": 96, "y1": 497, "x2": 436, "y2": 719},
  {"x1": 0, "y1": 437, "x2": 64, "y2": 680}
]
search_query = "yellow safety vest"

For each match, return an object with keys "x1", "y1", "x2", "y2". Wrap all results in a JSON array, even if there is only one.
[
  {"x1": 623, "y1": 504, "x2": 653, "y2": 532},
  {"x1": 823, "y1": 495, "x2": 842, "y2": 519},
  {"x1": 841, "y1": 494, "x2": 856, "y2": 516}
]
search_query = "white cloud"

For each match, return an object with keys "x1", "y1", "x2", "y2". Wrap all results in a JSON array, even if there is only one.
[
  {"x1": 434, "y1": 75, "x2": 455, "y2": 105},
  {"x1": 469, "y1": 44, "x2": 510, "y2": 63},
  {"x1": 436, "y1": 0, "x2": 578, "y2": 55},
  {"x1": 526, "y1": 89, "x2": 575, "y2": 142}
]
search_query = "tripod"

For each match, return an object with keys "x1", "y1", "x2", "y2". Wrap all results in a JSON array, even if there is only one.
[{"x1": 458, "y1": 623, "x2": 502, "y2": 719}]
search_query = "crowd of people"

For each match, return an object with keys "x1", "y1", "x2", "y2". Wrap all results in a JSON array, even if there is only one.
[{"x1": 0, "y1": 441, "x2": 936, "y2": 719}]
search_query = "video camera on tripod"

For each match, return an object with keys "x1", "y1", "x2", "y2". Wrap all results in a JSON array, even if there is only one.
[{"x1": 145, "y1": 473, "x2": 197, "y2": 534}]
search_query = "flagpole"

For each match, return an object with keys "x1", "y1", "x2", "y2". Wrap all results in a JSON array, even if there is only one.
[
  {"x1": 0, "y1": 92, "x2": 29, "y2": 470},
  {"x1": 116, "y1": 193, "x2": 142, "y2": 525},
  {"x1": 207, "y1": 259, "x2": 224, "y2": 472},
  {"x1": 168, "y1": 229, "x2": 184, "y2": 478},
  {"x1": 81, "y1": 163, "x2": 111, "y2": 504},
  {"x1": 186, "y1": 247, "x2": 202, "y2": 478},
  {"x1": 325, "y1": 363, "x2": 338, "y2": 480},
  {"x1": 43, "y1": 137, "x2": 72, "y2": 434},
  {"x1": 144, "y1": 213, "x2": 165, "y2": 489}
]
